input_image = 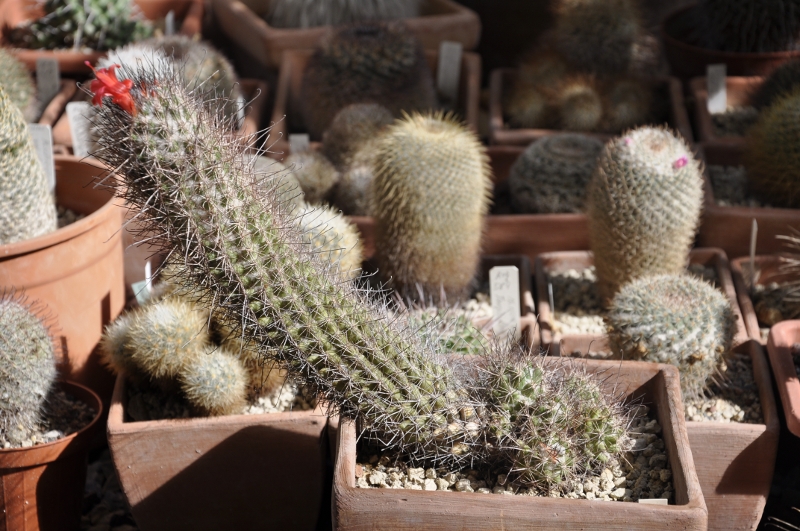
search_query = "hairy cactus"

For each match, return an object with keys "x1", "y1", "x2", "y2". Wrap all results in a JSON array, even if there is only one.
[
  {"x1": 284, "y1": 151, "x2": 340, "y2": 204},
  {"x1": 321, "y1": 103, "x2": 394, "y2": 170},
  {"x1": 587, "y1": 126, "x2": 703, "y2": 301},
  {"x1": 296, "y1": 203, "x2": 364, "y2": 279},
  {"x1": 0, "y1": 86, "x2": 57, "y2": 246},
  {"x1": 606, "y1": 274, "x2": 737, "y2": 398},
  {"x1": 371, "y1": 113, "x2": 491, "y2": 299},
  {"x1": 332, "y1": 148, "x2": 377, "y2": 216},
  {"x1": 179, "y1": 346, "x2": 248, "y2": 415},
  {"x1": 753, "y1": 59, "x2": 800, "y2": 110},
  {"x1": 0, "y1": 294, "x2": 57, "y2": 446},
  {"x1": 691, "y1": 0, "x2": 800, "y2": 53},
  {"x1": 7, "y1": 0, "x2": 152, "y2": 52},
  {"x1": 268, "y1": 0, "x2": 420, "y2": 29},
  {"x1": 506, "y1": 52, "x2": 569, "y2": 129},
  {"x1": 90, "y1": 62, "x2": 635, "y2": 488},
  {"x1": 0, "y1": 48, "x2": 37, "y2": 122},
  {"x1": 554, "y1": 76, "x2": 603, "y2": 132},
  {"x1": 600, "y1": 78, "x2": 654, "y2": 134},
  {"x1": 508, "y1": 134, "x2": 604, "y2": 214},
  {"x1": 745, "y1": 87, "x2": 800, "y2": 207},
  {"x1": 300, "y1": 21, "x2": 436, "y2": 139}
]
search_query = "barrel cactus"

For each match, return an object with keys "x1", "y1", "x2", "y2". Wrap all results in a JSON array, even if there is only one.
[
  {"x1": 606, "y1": 274, "x2": 737, "y2": 398},
  {"x1": 0, "y1": 48, "x2": 37, "y2": 122},
  {"x1": 691, "y1": 0, "x2": 800, "y2": 53},
  {"x1": 508, "y1": 134, "x2": 604, "y2": 214},
  {"x1": 587, "y1": 126, "x2": 703, "y2": 301},
  {"x1": 0, "y1": 85, "x2": 57, "y2": 246},
  {"x1": 267, "y1": 0, "x2": 420, "y2": 29}
]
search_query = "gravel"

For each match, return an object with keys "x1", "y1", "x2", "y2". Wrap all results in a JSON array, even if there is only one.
[
  {"x1": 82, "y1": 450, "x2": 138, "y2": 531},
  {"x1": 355, "y1": 405, "x2": 674, "y2": 503},
  {"x1": 707, "y1": 164, "x2": 774, "y2": 208},
  {"x1": 711, "y1": 106, "x2": 758, "y2": 138},
  {"x1": 684, "y1": 351, "x2": 763, "y2": 424},
  {"x1": 1, "y1": 389, "x2": 97, "y2": 449},
  {"x1": 57, "y1": 205, "x2": 85, "y2": 228},
  {"x1": 241, "y1": 381, "x2": 314, "y2": 415}
]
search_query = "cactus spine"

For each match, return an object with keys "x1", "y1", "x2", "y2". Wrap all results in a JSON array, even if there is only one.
[
  {"x1": 296, "y1": 203, "x2": 364, "y2": 279},
  {"x1": 0, "y1": 48, "x2": 37, "y2": 122},
  {"x1": 268, "y1": 0, "x2": 420, "y2": 29},
  {"x1": 691, "y1": 0, "x2": 800, "y2": 54},
  {"x1": 321, "y1": 103, "x2": 394, "y2": 170},
  {"x1": 0, "y1": 85, "x2": 57, "y2": 246},
  {"x1": 586, "y1": 126, "x2": 703, "y2": 301}
]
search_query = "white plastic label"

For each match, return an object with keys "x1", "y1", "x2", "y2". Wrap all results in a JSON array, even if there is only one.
[
  {"x1": 289, "y1": 133, "x2": 310, "y2": 154},
  {"x1": 36, "y1": 58, "x2": 60, "y2": 107},
  {"x1": 436, "y1": 41, "x2": 463, "y2": 104},
  {"x1": 237, "y1": 94, "x2": 246, "y2": 130},
  {"x1": 165, "y1": 10, "x2": 176, "y2": 36},
  {"x1": 707, "y1": 63, "x2": 727, "y2": 114},
  {"x1": 132, "y1": 260, "x2": 153, "y2": 305},
  {"x1": 489, "y1": 265, "x2": 521, "y2": 341},
  {"x1": 638, "y1": 498, "x2": 669, "y2": 505},
  {"x1": 27, "y1": 124, "x2": 55, "y2": 193},
  {"x1": 66, "y1": 101, "x2": 96, "y2": 158}
]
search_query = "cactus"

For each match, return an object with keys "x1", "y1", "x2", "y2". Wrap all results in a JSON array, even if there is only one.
[
  {"x1": 90, "y1": 62, "x2": 636, "y2": 489},
  {"x1": 267, "y1": 0, "x2": 420, "y2": 29},
  {"x1": 296, "y1": 203, "x2": 364, "y2": 279},
  {"x1": 321, "y1": 103, "x2": 394, "y2": 170},
  {"x1": 752, "y1": 59, "x2": 800, "y2": 110},
  {"x1": 179, "y1": 346, "x2": 248, "y2": 416},
  {"x1": 300, "y1": 21, "x2": 436, "y2": 139},
  {"x1": 284, "y1": 151, "x2": 340, "y2": 204},
  {"x1": 745, "y1": 87, "x2": 800, "y2": 207},
  {"x1": 506, "y1": 52, "x2": 569, "y2": 129},
  {"x1": 0, "y1": 85, "x2": 57, "y2": 246},
  {"x1": 7, "y1": 0, "x2": 152, "y2": 52},
  {"x1": 0, "y1": 48, "x2": 37, "y2": 122},
  {"x1": 0, "y1": 294, "x2": 58, "y2": 446},
  {"x1": 508, "y1": 133, "x2": 604, "y2": 214},
  {"x1": 586, "y1": 126, "x2": 703, "y2": 301},
  {"x1": 553, "y1": 76, "x2": 603, "y2": 132},
  {"x1": 600, "y1": 78, "x2": 654, "y2": 134},
  {"x1": 606, "y1": 274, "x2": 737, "y2": 398},
  {"x1": 691, "y1": 0, "x2": 800, "y2": 54},
  {"x1": 332, "y1": 148, "x2": 377, "y2": 216},
  {"x1": 252, "y1": 156, "x2": 306, "y2": 208},
  {"x1": 371, "y1": 112, "x2": 491, "y2": 299}
]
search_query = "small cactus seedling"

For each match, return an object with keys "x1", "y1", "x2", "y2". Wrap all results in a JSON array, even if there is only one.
[
  {"x1": 0, "y1": 48, "x2": 37, "y2": 121},
  {"x1": 268, "y1": 0, "x2": 420, "y2": 29},
  {"x1": 606, "y1": 274, "x2": 737, "y2": 398}
]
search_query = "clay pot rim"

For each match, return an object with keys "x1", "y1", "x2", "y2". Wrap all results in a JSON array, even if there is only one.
[
  {"x1": 765, "y1": 319, "x2": 800, "y2": 437},
  {"x1": 662, "y1": 5, "x2": 800, "y2": 61},
  {"x1": 0, "y1": 155, "x2": 123, "y2": 259}
]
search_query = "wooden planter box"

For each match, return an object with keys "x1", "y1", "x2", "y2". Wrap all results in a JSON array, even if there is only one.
[
  {"x1": 730, "y1": 254, "x2": 789, "y2": 343},
  {"x1": 332, "y1": 359, "x2": 708, "y2": 530},
  {"x1": 269, "y1": 48, "x2": 480, "y2": 154},
  {"x1": 534, "y1": 248, "x2": 749, "y2": 357},
  {"x1": 211, "y1": 0, "x2": 481, "y2": 70},
  {"x1": 488, "y1": 69, "x2": 693, "y2": 146},
  {"x1": 766, "y1": 320, "x2": 800, "y2": 438},
  {"x1": 0, "y1": 0, "x2": 204, "y2": 74},
  {"x1": 107, "y1": 373, "x2": 329, "y2": 531},
  {"x1": 697, "y1": 144, "x2": 800, "y2": 258},
  {"x1": 690, "y1": 76, "x2": 762, "y2": 151}
]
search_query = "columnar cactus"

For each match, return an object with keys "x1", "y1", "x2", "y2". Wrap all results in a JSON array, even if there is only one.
[
  {"x1": 606, "y1": 274, "x2": 737, "y2": 398},
  {"x1": 0, "y1": 86, "x2": 57, "y2": 246},
  {"x1": 300, "y1": 21, "x2": 436, "y2": 138},
  {"x1": 0, "y1": 48, "x2": 37, "y2": 122},
  {"x1": 0, "y1": 294, "x2": 57, "y2": 446},
  {"x1": 268, "y1": 0, "x2": 420, "y2": 29},
  {"x1": 586, "y1": 126, "x2": 703, "y2": 301},
  {"x1": 691, "y1": 0, "x2": 800, "y2": 54},
  {"x1": 371, "y1": 113, "x2": 491, "y2": 299}
]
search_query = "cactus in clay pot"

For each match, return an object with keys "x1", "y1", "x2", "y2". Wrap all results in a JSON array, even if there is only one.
[
  {"x1": 89, "y1": 62, "x2": 638, "y2": 490},
  {"x1": 0, "y1": 85, "x2": 58, "y2": 246},
  {"x1": 0, "y1": 294, "x2": 58, "y2": 446},
  {"x1": 0, "y1": 48, "x2": 37, "y2": 122},
  {"x1": 371, "y1": 112, "x2": 491, "y2": 299},
  {"x1": 586, "y1": 126, "x2": 703, "y2": 301},
  {"x1": 508, "y1": 133, "x2": 604, "y2": 214},
  {"x1": 691, "y1": 0, "x2": 800, "y2": 54},
  {"x1": 300, "y1": 21, "x2": 436, "y2": 138},
  {"x1": 267, "y1": 0, "x2": 420, "y2": 29},
  {"x1": 606, "y1": 274, "x2": 737, "y2": 398}
]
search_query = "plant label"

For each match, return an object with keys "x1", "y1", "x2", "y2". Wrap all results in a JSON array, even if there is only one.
[
  {"x1": 437, "y1": 41, "x2": 462, "y2": 106},
  {"x1": 290, "y1": 133, "x2": 310, "y2": 154},
  {"x1": 490, "y1": 265, "x2": 520, "y2": 341},
  {"x1": 165, "y1": 10, "x2": 176, "y2": 36},
  {"x1": 132, "y1": 260, "x2": 153, "y2": 305},
  {"x1": 237, "y1": 95, "x2": 247, "y2": 130},
  {"x1": 67, "y1": 101, "x2": 97, "y2": 158},
  {"x1": 27, "y1": 124, "x2": 55, "y2": 193},
  {"x1": 707, "y1": 63, "x2": 727, "y2": 114},
  {"x1": 638, "y1": 498, "x2": 669, "y2": 505},
  {"x1": 36, "y1": 57, "x2": 60, "y2": 107}
]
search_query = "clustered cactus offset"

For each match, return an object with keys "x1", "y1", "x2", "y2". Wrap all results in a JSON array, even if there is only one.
[{"x1": 267, "y1": 0, "x2": 420, "y2": 29}]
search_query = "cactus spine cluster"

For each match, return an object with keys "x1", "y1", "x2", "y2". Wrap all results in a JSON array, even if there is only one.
[
  {"x1": 691, "y1": 0, "x2": 800, "y2": 53},
  {"x1": 0, "y1": 294, "x2": 58, "y2": 446},
  {"x1": 0, "y1": 48, "x2": 37, "y2": 122},
  {"x1": 300, "y1": 21, "x2": 436, "y2": 139},
  {"x1": 371, "y1": 113, "x2": 491, "y2": 299},
  {"x1": 268, "y1": 0, "x2": 420, "y2": 29},
  {"x1": 91, "y1": 63, "x2": 635, "y2": 489},
  {"x1": 296, "y1": 203, "x2": 364, "y2": 279},
  {"x1": 508, "y1": 133, "x2": 604, "y2": 214},
  {"x1": 606, "y1": 275, "x2": 737, "y2": 398},
  {"x1": 0, "y1": 85, "x2": 57, "y2": 246},
  {"x1": 586, "y1": 126, "x2": 703, "y2": 301}
]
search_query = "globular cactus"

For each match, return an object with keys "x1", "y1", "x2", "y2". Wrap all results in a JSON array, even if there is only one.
[
  {"x1": 600, "y1": 78, "x2": 654, "y2": 134},
  {"x1": 553, "y1": 76, "x2": 603, "y2": 132},
  {"x1": 508, "y1": 133, "x2": 604, "y2": 214},
  {"x1": 606, "y1": 274, "x2": 737, "y2": 398},
  {"x1": 332, "y1": 148, "x2": 377, "y2": 215},
  {"x1": 252, "y1": 156, "x2": 306, "y2": 208},
  {"x1": 284, "y1": 151, "x2": 340, "y2": 204},
  {"x1": 0, "y1": 48, "x2": 37, "y2": 122},
  {"x1": 0, "y1": 294, "x2": 57, "y2": 446},
  {"x1": 91, "y1": 62, "x2": 635, "y2": 489},
  {"x1": 0, "y1": 85, "x2": 57, "y2": 246},
  {"x1": 745, "y1": 87, "x2": 800, "y2": 207},
  {"x1": 321, "y1": 103, "x2": 394, "y2": 170},
  {"x1": 179, "y1": 346, "x2": 248, "y2": 416},
  {"x1": 753, "y1": 59, "x2": 800, "y2": 110},
  {"x1": 691, "y1": 0, "x2": 800, "y2": 54},
  {"x1": 371, "y1": 112, "x2": 491, "y2": 299},
  {"x1": 300, "y1": 21, "x2": 436, "y2": 139},
  {"x1": 267, "y1": 0, "x2": 420, "y2": 29},
  {"x1": 506, "y1": 52, "x2": 569, "y2": 129},
  {"x1": 296, "y1": 203, "x2": 364, "y2": 279},
  {"x1": 587, "y1": 126, "x2": 703, "y2": 301}
]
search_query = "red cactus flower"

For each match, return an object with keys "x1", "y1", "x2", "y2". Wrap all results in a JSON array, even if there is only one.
[{"x1": 86, "y1": 61, "x2": 136, "y2": 116}]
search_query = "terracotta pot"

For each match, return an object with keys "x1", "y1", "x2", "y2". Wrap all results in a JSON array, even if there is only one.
[
  {"x1": 730, "y1": 254, "x2": 791, "y2": 343},
  {"x1": 0, "y1": 381, "x2": 103, "y2": 531},
  {"x1": 0, "y1": 0, "x2": 204, "y2": 74},
  {"x1": 766, "y1": 320, "x2": 800, "y2": 437},
  {"x1": 0, "y1": 156, "x2": 125, "y2": 401},
  {"x1": 36, "y1": 79, "x2": 76, "y2": 128},
  {"x1": 488, "y1": 69, "x2": 693, "y2": 146},
  {"x1": 662, "y1": 5, "x2": 800, "y2": 80},
  {"x1": 269, "y1": 48, "x2": 480, "y2": 154},
  {"x1": 535, "y1": 248, "x2": 749, "y2": 356},
  {"x1": 211, "y1": 0, "x2": 481, "y2": 71},
  {"x1": 332, "y1": 359, "x2": 708, "y2": 530},
  {"x1": 690, "y1": 76, "x2": 762, "y2": 151},
  {"x1": 696, "y1": 144, "x2": 800, "y2": 258},
  {"x1": 107, "y1": 373, "x2": 329, "y2": 531}
]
